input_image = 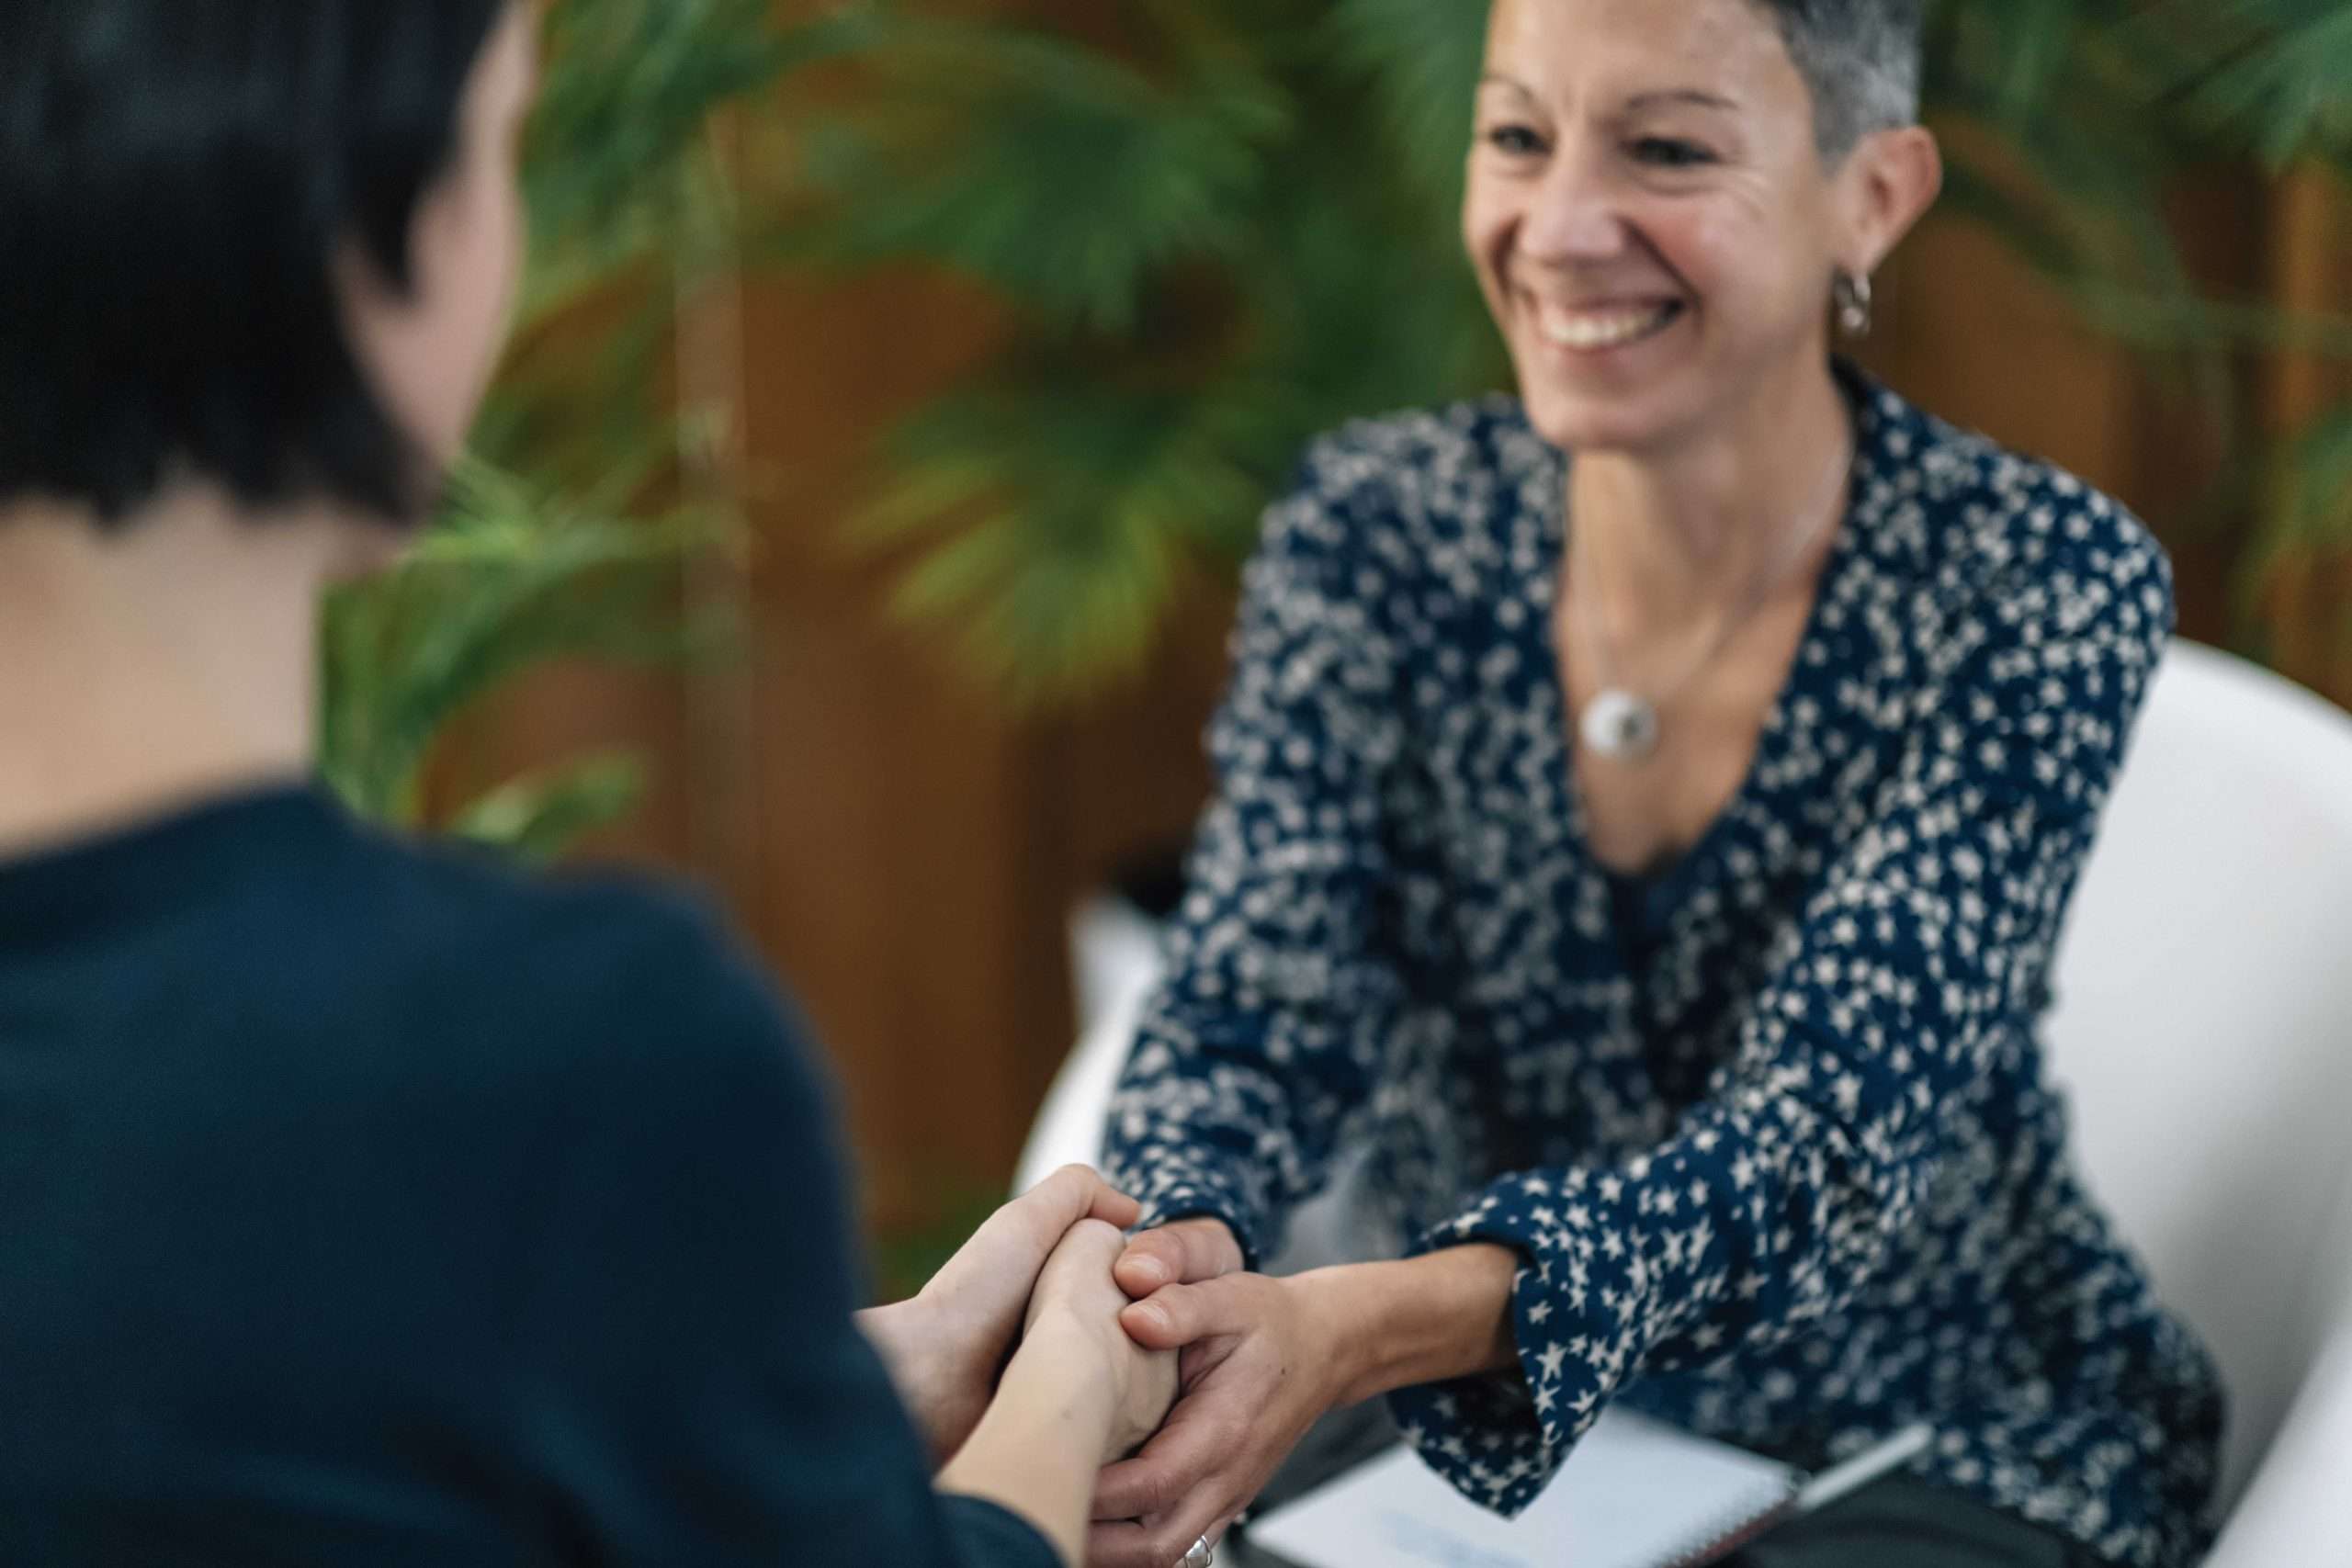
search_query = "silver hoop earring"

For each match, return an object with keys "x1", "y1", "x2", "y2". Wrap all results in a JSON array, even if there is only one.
[{"x1": 1835, "y1": 271, "x2": 1874, "y2": 337}]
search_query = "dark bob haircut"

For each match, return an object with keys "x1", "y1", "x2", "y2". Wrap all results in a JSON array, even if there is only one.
[{"x1": 0, "y1": 1, "x2": 512, "y2": 528}]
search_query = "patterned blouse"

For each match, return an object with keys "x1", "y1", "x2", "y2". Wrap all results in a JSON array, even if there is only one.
[{"x1": 1102, "y1": 366, "x2": 2224, "y2": 1568}]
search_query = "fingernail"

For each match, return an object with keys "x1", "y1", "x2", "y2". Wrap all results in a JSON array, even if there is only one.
[
  {"x1": 1131, "y1": 1257, "x2": 1169, "y2": 1287},
  {"x1": 1134, "y1": 1302, "x2": 1170, "y2": 1331}
]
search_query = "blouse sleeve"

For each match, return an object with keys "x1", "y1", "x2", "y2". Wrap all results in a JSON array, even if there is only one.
[
  {"x1": 1100, "y1": 436, "x2": 1416, "y2": 1266},
  {"x1": 1388, "y1": 502, "x2": 2176, "y2": 1514}
]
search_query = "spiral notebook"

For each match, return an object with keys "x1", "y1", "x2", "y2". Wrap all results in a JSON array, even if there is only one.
[{"x1": 1245, "y1": 1407, "x2": 1809, "y2": 1568}]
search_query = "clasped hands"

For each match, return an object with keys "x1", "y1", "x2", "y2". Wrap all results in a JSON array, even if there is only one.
[{"x1": 863, "y1": 1169, "x2": 1347, "y2": 1568}]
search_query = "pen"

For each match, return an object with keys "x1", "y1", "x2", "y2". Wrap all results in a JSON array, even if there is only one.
[{"x1": 1792, "y1": 1423, "x2": 1937, "y2": 1515}]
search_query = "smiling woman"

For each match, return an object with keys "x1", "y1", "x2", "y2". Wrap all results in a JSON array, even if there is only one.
[
  {"x1": 1091, "y1": 2, "x2": 2225, "y2": 1567},
  {"x1": 1464, "y1": 0, "x2": 1939, "y2": 461}
]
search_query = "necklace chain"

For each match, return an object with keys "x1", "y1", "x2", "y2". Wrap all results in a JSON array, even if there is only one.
[{"x1": 1567, "y1": 427, "x2": 1856, "y2": 752}]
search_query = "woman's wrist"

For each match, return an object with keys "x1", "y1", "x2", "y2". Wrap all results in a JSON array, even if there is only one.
[
  {"x1": 855, "y1": 1298, "x2": 957, "y2": 1460},
  {"x1": 1024, "y1": 1303, "x2": 1143, "y2": 1448},
  {"x1": 937, "y1": 1328, "x2": 1116, "y2": 1568},
  {"x1": 1005, "y1": 1314, "x2": 1122, "y2": 1427},
  {"x1": 1295, "y1": 1243, "x2": 1523, "y2": 1408},
  {"x1": 854, "y1": 1301, "x2": 927, "y2": 1397}
]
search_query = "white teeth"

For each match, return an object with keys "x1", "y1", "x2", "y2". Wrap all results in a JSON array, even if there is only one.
[{"x1": 1534, "y1": 301, "x2": 1679, "y2": 349}]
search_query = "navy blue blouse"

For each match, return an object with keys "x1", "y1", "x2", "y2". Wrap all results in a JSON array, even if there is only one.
[{"x1": 1102, "y1": 367, "x2": 2223, "y2": 1568}]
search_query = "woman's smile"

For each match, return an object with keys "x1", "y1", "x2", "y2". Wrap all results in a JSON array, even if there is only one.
[{"x1": 1520, "y1": 290, "x2": 1690, "y2": 356}]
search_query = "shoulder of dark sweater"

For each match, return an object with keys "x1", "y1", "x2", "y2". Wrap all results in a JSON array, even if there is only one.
[
  {"x1": 65, "y1": 789, "x2": 858, "y2": 1221},
  {"x1": 292, "y1": 793, "x2": 820, "y2": 1089}
]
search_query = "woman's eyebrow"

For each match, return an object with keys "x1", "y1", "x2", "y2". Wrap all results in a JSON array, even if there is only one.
[
  {"x1": 1476, "y1": 72, "x2": 1544, "y2": 106},
  {"x1": 1624, "y1": 87, "x2": 1740, "y2": 113}
]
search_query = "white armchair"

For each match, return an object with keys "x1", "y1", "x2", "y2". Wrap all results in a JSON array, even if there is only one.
[
  {"x1": 1020, "y1": 641, "x2": 2352, "y2": 1562},
  {"x1": 2040, "y1": 641, "x2": 2352, "y2": 1561},
  {"x1": 1022, "y1": 897, "x2": 1375, "y2": 1274}
]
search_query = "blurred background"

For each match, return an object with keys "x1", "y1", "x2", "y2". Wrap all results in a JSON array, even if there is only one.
[{"x1": 344, "y1": 0, "x2": 2349, "y2": 1288}]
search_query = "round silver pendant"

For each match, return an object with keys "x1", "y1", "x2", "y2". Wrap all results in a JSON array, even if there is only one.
[{"x1": 1580, "y1": 688, "x2": 1659, "y2": 761}]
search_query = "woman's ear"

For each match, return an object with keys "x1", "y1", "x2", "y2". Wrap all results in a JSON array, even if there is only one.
[{"x1": 1839, "y1": 124, "x2": 1943, "y2": 279}]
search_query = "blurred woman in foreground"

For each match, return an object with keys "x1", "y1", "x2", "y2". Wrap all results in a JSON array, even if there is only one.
[{"x1": 0, "y1": 5, "x2": 1166, "y2": 1563}]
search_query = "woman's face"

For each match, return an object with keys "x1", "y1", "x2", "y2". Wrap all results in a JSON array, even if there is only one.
[
  {"x1": 343, "y1": 3, "x2": 538, "y2": 488},
  {"x1": 1464, "y1": 0, "x2": 1854, "y2": 457}
]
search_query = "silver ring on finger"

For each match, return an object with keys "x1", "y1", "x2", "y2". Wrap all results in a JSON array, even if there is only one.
[{"x1": 1180, "y1": 1535, "x2": 1216, "y2": 1568}]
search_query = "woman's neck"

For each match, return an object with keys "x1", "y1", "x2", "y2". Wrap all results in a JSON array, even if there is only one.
[
  {"x1": 0, "y1": 489, "x2": 355, "y2": 859},
  {"x1": 1565, "y1": 357, "x2": 1854, "y2": 644}
]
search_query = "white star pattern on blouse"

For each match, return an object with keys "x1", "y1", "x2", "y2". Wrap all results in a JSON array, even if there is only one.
[{"x1": 1102, "y1": 368, "x2": 2223, "y2": 1568}]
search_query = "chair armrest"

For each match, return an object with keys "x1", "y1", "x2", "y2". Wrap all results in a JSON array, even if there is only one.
[{"x1": 2204, "y1": 1320, "x2": 2352, "y2": 1567}]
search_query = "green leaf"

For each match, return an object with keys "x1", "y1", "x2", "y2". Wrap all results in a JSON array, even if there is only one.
[
  {"x1": 2127, "y1": 0, "x2": 2352, "y2": 169},
  {"x1": 853, "y1": 373, "x2": 1280, "y2": 704},
  {"x1": 447, "y1": 753, "x2": 651, "y2": 864},
  {"x1": 324, "y1": 0, "x2": 794, "y2": 842},
  {"x1": 2271, "y1": 410, "x2": 2352, "y2": 552},
  {"x1": 768, "y1": 15, "x2": 1286, "y2": 334},
  {"x1": 1321, "y1": 0, "x2": 1489, "y2": 216},
  {"x1": 319, "y1": 459, "x2": 715, "y2": 825}
]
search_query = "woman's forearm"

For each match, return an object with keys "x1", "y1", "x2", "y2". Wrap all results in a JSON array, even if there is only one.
[
  {"x1": 934, "y1": 1325, "x2": 1117, "y2": 1568},
  {"x1": 1297, "y1": 1242, "x2": 1523, "y2": 1407}
]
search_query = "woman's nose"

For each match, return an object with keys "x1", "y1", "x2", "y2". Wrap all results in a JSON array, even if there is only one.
[{"x1": 1518, "y1": 152, "x2": 1630, "y2": 266}]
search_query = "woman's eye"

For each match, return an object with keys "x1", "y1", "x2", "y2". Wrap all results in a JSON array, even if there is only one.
[
  {"x1": 1633, "y1": 137, "x2": 1713, "y2": 168},
  {"x1": 1485, "y1": 124, "x2": 1546, "y2": 156}
]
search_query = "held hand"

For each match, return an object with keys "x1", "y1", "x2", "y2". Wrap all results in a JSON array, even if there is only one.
[
  {"x1": 1086, "y1": 1271, "x2": 1344, "y2": 1568},
  {"x1": 865, "y1": 1165, "x2": 1142, "y2": 1463},
  {"x1": 1026, "y1": 1219, "x2": 1182, "y2": 1461},
  {"x1": 1112, "y1": 1215, "x2": 1245, "y2": 1301}
]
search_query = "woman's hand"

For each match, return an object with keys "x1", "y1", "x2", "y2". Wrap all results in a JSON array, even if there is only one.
[
  {"x1": 1111, "y1": 1215, "x2": 1246, "y2": 1300},
  {"x1": 937, "y1": 1220, "x2": 1176, "y2": 1566},
  {"x1": 1025, "y1": 1220, "x2": 1181, "y2": 1461},
  {"x1": 1085, "y1": 1270, "x2": 1348, "y2": 1568},
  {"x1": 860, "y1": 1165, "x2": 1141, "y2": 1464}
]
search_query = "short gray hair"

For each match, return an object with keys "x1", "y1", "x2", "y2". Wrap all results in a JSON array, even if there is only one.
[{"x1": 1747, "y1": 0, "x2": 1925, "y2": 162}]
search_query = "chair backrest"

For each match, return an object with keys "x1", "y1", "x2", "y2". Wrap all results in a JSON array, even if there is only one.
[
  {"x1": 2042, "y1": 641, "x2": 2352, "y2": 1506},
  {"x1": 2202, "y1": 1168, "x2": 2352, "y2": 1566},
  {"x1": 1015, "y1": 902, "x2": 1166, "y2": 1194},
  {"x1": 1021, "y1": 900, "x2": 1382, "y2": 1273}
]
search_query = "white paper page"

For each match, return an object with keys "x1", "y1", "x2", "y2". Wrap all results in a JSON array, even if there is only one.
[{"x1": 1246, "y1": 1407, "x2": 1798, "y2": 1568}]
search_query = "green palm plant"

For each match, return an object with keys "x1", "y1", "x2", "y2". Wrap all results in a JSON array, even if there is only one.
[
  {"x1": 769, "y1": 0, "x2": 2352, "y2": 705},
  {"x1": 316, "y1": 0, "x2": 843, "y2": 858}
]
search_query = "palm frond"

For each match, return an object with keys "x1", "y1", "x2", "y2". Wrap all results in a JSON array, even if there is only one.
[
  {"x1": 856, "y1": 374, "x2": 1274, "y2": 702},
  {"x1": 320, "y1": 459, "x2": 721, "y2": 827},
  {"x1": 2267, "y1": 410, "x2": 2352, "y2": 554},
  {"x1": 772, "y1": 16, "x2": 1285, "y2": 336},
  {"x1": 322, "y1": 0, "x2": 791, "y2": 857},
  {"x1": 2127, "y1": 0, "x2": 2352, "y2": 170},
  {"x1": 1320, "y1": 0, "x2": 1488, "y2": 216},
  {"x1": 446, "y1": 753, "x2": 652, "y2": 865}
]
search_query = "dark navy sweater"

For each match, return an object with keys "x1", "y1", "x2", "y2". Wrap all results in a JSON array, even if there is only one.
[{"x1": 0, "y1": 786, "x2": 1052, "y2": 1568}]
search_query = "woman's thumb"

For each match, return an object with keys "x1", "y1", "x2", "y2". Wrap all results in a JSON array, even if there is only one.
[{"x1": 1118, "y1": 1277, "x2": 1244, "y2": 1350}]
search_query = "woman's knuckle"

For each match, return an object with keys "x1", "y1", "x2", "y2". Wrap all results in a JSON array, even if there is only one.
[
  {"x1": 1148, "y1": 1519, "x2": 1196, "y2": 1562},
  {"x1": 1142, "y1": 1466, "x2": 1185, "y2": 1516}
]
